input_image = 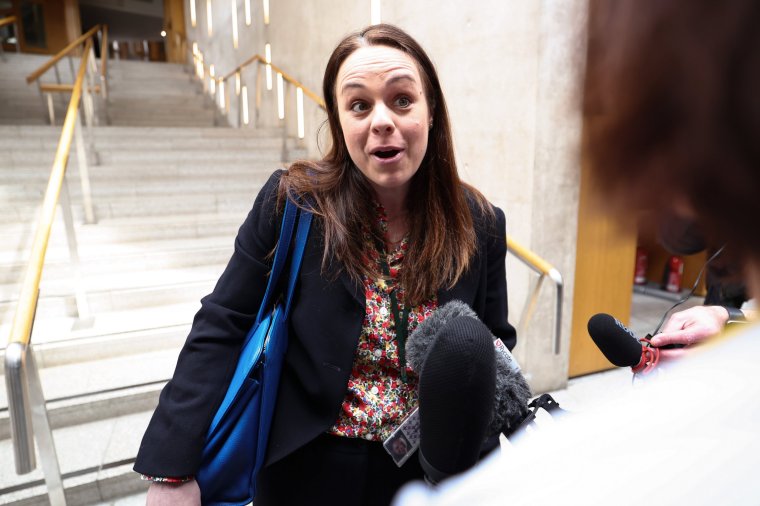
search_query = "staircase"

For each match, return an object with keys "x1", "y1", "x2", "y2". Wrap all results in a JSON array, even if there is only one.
[
  {"x1": 0, "y1": 53, "x2": 73, "y2": 125},
  {"x1": 0, "y1": 56, "x2": 302, "y2": 504}
]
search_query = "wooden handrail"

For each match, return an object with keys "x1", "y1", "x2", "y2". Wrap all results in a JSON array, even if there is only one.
[
  {"x1": 212, "y1": 53, "x2": 326, "y2": 109},
  {"x1": 0, "y1": 15, "x2": 16, "y2": 28},
  {"x1": 40, "y1": 83, "x2": 101, "y2": 93},
  {"x1": 507, "y1": 235, "x2": 556, "y2": 277},
  {"x1": 26, "y1": 25, "x2": 101, "y2": 84},
  {"x1": 8, "y1": 37, "x2": 93, "y2": 346}
]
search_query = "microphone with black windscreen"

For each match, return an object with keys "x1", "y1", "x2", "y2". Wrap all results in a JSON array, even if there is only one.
[
  {"x1": 406, "y1": 300, "x2": 532, "y2": 483},
  {"x1": 587, "y1": 313, "x2": 660, "y2": 374}
]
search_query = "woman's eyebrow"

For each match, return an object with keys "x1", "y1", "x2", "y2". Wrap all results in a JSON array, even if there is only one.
[
  {"x1": 339, "y1": 73, "x2": 418, "y2": 95},
  {"x1": 384, "y1": 74, "x2": 417, "y2": 87}
]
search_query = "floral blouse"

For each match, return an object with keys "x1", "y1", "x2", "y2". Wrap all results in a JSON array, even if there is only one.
[{"x1": 328, "y1": 204, "x2": 438, "y2": 441}]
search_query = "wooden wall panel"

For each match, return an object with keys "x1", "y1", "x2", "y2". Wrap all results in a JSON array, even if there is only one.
[
  {"x1": 163, "y1": 0, "x2": 186, "y2": 64},
  {"x1": 568, "y1": 149, "x2": 637, "y2": 377}
]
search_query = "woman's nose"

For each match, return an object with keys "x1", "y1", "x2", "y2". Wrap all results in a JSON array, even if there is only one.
[{"x1": 370, "y1": 104, "x2": 395, "y2": 134}]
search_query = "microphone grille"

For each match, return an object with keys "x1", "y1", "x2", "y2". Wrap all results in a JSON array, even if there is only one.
[{"x1": 587, "y1": 313, "x2": 643, "y2": 367}]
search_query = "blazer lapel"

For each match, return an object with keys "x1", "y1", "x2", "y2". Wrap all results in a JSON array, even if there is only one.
[{"x1": 339, "y1": 268, "x2": 365, "y2": 308}]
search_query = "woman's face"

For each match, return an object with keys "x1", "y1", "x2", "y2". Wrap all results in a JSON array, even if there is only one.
[{"x1": 335, "y1": 45, "x2": 432, "y2": 199}]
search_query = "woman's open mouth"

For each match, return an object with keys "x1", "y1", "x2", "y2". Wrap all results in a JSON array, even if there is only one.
[{"x1": 371, "y1": 147, "x2": 404, "y2": 163}]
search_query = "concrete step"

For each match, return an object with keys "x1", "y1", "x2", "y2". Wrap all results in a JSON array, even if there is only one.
[
  {"x1": 105, "y1": 112, "x2": 217, "y2": 124},
  {"x1": 2, "y1": 173, "x2": 272, "y2": 205},
  {"x1": 0, "y1": 190, "x2": 256, "y2": 224},
  {"x1": 105, "y1": 117, "x2": 218, "y2": 128},
  {"x1": 0, "y1": 124, "x2": 284, "y2": 139},
  {"x1": 106, "y1": 96, "x2": 210, "y2": 108},
  {"x1": 0, "y1": 264, "x2": 221, "y2": 323},
  {"x1": 0, "y1": 236, "x2": 234, "y2": 285},
  {"x1": 0, "y1": 117, "x2": 48, "y2": 126},
  {"x1": 2, "y1": 148, "x2": 281, "y2": 168},
  {"x1": 108, "y1": 80, "x2": 200, "y2": 92},
  {"x1": 0, "y1": 412, "x2": 152, "y2": 505},
  {"x1": 0, "y1": 341, "x2": 179, "y2": 410},
  {"x1": 0, "y1": 284, "x2": 208, "y2": 328},
  {"x1": 0, "y1": 135, "x2": 283, "y2": 152},
  {"x1": 0, "y1": 211, "x2": 243, "y2": 248},
  {"x1": 0, "y1": 301, "x2": 196, "y2": 366},
  {"x1": 0, "y1": 353, "x2": 173, "y2": 439}
]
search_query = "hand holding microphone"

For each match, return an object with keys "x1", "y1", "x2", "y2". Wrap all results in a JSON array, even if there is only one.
[{"x1": 648, "y1": 305, "x2": 730, "y2": 360}]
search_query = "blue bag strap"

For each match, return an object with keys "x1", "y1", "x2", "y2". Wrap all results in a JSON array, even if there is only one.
[
  {"x1": 254, "y1": 196, "x2": 298, "y2": 325},
  {"x1": 283, "y1": 205, "x2": 312, "y2": 317}
]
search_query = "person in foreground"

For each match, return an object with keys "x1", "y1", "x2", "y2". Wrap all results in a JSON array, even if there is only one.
[
  {"x1": 135, "y1": 24, "x2": 515, "y2": 506},
  {"x1": 393, "y1": 1, "x2": 760, "y2": 504}
]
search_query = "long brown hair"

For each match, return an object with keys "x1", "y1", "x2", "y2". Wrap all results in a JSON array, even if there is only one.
[{"x1": 280, "y1": 24, "x2": 491, "y2": 305}]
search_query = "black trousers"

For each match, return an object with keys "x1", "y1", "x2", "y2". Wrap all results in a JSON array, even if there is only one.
[{"x1": 254, "y1": 433, "x2": 425, "y2": 506}]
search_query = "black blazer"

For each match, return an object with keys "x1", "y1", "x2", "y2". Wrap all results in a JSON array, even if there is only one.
[{"x1": 134, "y1": 170, "x2": 516, "y2": 477}]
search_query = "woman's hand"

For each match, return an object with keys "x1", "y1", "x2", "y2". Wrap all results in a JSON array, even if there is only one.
[
  {"x1": 145, "y1": 479, "x2": 201, "y2": 506},
  {"x1": 649, "y1": 305, "x2": 729, "y2": 360}
]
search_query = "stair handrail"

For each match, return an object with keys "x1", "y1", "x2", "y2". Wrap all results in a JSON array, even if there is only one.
[
  {"x1": 0, "y1": 14, "x2": 16, "y2": 28},
  {"x1": 189, "y1": 43, "x2": 325, "y2": 143},
  {"x1": 219, "y1": 54, "x2": 326, "y2": 109},
  {"x1": 25, "y1": 25, "x2": 102, "y2": 84},
  {"x1": 4, "y1": 36, "x2": 97, "y2": 506},
  {"x1": 26, "y1": 24, "x2": 108, "y2": 129},
  {"x1": 507, "y1": 235, "x2": 564, "y2": 355}
]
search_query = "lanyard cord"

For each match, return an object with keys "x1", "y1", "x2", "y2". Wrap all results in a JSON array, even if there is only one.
[{"x1": 378, "y1": 251, "x2": 410, "y2": 383}]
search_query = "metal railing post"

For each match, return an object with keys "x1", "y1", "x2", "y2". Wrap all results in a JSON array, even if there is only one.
[
  {"x1": 281, "y1": 81, "x2": 289, "y2": 162},
  {"x1": 255, "y1": 63, "x2": 262, "y2": 128},
  {"x1": 36, "y1": 80, "x2": 51, "y2": 124},
  {"x1": 5, "y1": 342, "x2": 36, "y2": 474},
  {"x1": 67, "y1": 55, "x2": 76, "y2": 83},
  {"x1": 517, "y1": 274, "x2": 546, "y2": 342},
  {"x1": 26, "y1": 348, "x2": 67, "y2": 505},
  {"x1": 58, "y1": 175, "x2": 91, "y2": 320},
  {"x1": 73, "y1": 114, "x2": 96, "y2": 224},
  {"x1": 81, "y1": 76, "x2": 94, "y2": 128},
  {"x1": 6, "y1": 291, "x2": 66, "y2": 505},
  {"x1": 46, "y1": 92, "x2": 56, "y2": 125},
  {"x1": 238, "y1": 75, "x2": 243, "y2": 127},
  {"x1": 550, "y1": 271, "x2": 564, "y2": 354},
  {"x1": 507, "y1": 236, "x2": 564, "y2": 355},
  {"x1": 87, "y1": 45, "x2": 100, "y2": 125}
]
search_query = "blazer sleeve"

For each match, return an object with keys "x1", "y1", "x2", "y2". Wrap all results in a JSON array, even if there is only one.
[
  {"x1": 484, "y1": 206, "x2": 517, "y2": 351},
  {"x1": 134, "y1": 170, "x2": 285, "y2": 477}
]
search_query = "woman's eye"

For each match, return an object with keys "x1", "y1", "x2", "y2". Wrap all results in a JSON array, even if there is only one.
[
  {"x1": 396, "y1": 96, "x2": 411, "y2": 108},
  {"x1": 350, "y1": 101, "x2": 368, "y2": 113}
]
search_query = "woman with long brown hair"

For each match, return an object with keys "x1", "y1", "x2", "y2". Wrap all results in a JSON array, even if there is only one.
[{"x1": 136, "y1": 24, "x2": 515, "y2": 506}]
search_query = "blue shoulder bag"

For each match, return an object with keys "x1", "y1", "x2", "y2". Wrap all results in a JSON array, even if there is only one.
[{"x1": 196, "y1": 197, "x2": 312, "y2": 505}]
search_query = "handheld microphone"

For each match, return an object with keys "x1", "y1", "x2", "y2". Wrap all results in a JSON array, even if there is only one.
[{"x1": 587, "y1": 313, "x2": 660, "y2": 374}]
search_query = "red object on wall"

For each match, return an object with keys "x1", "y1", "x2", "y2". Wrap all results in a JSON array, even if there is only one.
[
  {"x1": 663, "y1": 255, "x2": 684, "y2": 293},
  {"x1": 634, "y1": 247, "x2": 648, "y2": 285}
]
